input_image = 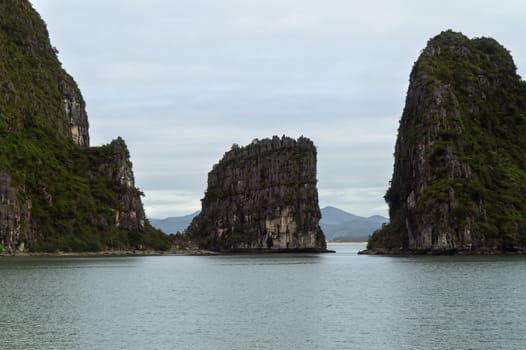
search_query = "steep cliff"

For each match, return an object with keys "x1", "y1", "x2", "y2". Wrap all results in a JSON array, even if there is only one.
[
  {"x1": 0, "y1": 0, "x2": 167, "y2": 252},
  {"x1": 367, "y1": 30, "x2": 526, "y2": 254},
  {"x1": 0, "y1": 0, "x2": 89, "y2": 147},
  {"x1": 186, "y1": 136, "x2": 328, "y2": 252}
]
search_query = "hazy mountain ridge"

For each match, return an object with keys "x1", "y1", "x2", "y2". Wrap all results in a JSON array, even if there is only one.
[
  {"x1": 320, "y1": 207, "x2": 388, "y2": 242},
  {"x1": 151, "y1": 206, "x2": 388, "y2": 242},
  {"x1": 149, "y1": 212, "x2": 200, "y2": 234}
]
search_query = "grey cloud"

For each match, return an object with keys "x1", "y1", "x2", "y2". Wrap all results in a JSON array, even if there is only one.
[{"x1": 31, "y1": 0, "x2": 526, "y2": 218}]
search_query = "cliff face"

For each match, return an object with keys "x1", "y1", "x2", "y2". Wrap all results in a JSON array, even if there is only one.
[
  {"x1": 0, "y1": 1, "x2": 166, "y2": 252},
  {"x1": 0, "y1": 172, "x2": 32, "y2": 251},
  {"x1": 367, "y1": 30, "x2": 526, "y2": 254},
  {"x1": 92, "y1": 138, "x2": 147, "y2": 235},
  {"x1": 0, "y1": 0, "x2": 89, "y2": 147},
  {"x1": 186, "y1": 136, "x2": 327, "y2": 252}
]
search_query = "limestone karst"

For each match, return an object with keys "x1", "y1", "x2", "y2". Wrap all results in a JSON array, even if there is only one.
[
  {"x1": 0, "y1": 0, "x2": 167, "y2": 252},
  {"x1": 367, "y1": 30, "x2": 526, "y2": 254},
  {"x1": 186, "y1": 136, "x2": 328, "y2": 252}
]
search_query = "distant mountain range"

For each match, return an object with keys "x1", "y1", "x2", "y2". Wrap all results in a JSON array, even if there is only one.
[
  {"x1": 149, "y1": 211, "x2": 200, "y2": 234},
  {"x1": 150, "y1": 206, "x2": 388, "y2": 242},
  {"x1": 320, "y1": 206, "x2": 388, "y2": 242}
]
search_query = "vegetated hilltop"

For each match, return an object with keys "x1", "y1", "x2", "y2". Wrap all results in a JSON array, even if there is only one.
[
  {"x1": 185, "y1": 136, "x2": 328, "y2": 252},
  {"x1": 0, "y1": 0, "x2": 167, "y2": 252},
  {"x1": 367, "y1": 30, "x2": 526, "y2": 254}
]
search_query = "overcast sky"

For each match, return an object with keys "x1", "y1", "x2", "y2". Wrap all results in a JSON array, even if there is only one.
[{"x1": 31, "y1": 0, "x2": 526, "y2": 219}]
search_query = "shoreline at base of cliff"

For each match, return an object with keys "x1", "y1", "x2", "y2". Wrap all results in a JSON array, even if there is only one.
[
  {"x1": 0, "y1": 248, "x2": 220, "y2": 257},
  {"x1": 358, "y1": 248, "x2": 526, "y2": 256},
  {"x1": 328, "y1": 242, "x2": 367, "y2": 245},
  {"x1": 0, "y1": 247, "x2": 337, "y2": 257},
  {"x1": 209, "y1": 248, "x2": 335, "y2": 253}
]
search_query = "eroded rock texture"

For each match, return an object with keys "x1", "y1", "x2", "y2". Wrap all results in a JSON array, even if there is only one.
[
  {"x1": 0, "y1": 0, "x2": 165, "y2": 252},
  {"x1": 367, "y1": 30, "x2": 526, "y2": 254},
  {"x1": 186, "y1": 136, "x2": 327, "y2": 252},
  {"x1": 0, "y1": 172, "x2": 32, "y2": 252},
  {"x1": 93, "y1": 138, "x2": 147, "y2": 235}
]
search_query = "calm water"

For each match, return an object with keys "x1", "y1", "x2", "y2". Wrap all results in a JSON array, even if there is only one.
[{"x1": 1, "y1": 244, "x2": 526, "y2": 349}]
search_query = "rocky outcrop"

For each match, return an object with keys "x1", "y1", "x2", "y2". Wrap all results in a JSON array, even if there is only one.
[
  {"x1": 60, "y1": 80, "x2": 89, "y2": 147},
  {"x1": 366, "y1": 30, "x2": 526, "y2": 254},
  {"x1": 186, "y1": 136, "x2": 328, "y2": 252},
  {"x1": 0, "y1": 0, "x2": 89, "y2": 147},
  {"x1": 94, "y1": 138, "x2": 146, "y2": 234},
  {"x1": 0, "y1": 172, "x2": 32, "y2": 251},
  {"x1": 0, "y1": 1, "x2": 166, "y2": 252}
]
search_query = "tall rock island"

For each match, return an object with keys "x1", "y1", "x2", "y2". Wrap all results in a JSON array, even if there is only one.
[
  {"x1": 367, "y1": 30, "x2": 526, "y2": 254},
  {"x1": 186, "y1": 136, "x2": 328, "y2": 252},
  {"x1": 0, "y1": 0, "x2": 167, "y2": 252}
]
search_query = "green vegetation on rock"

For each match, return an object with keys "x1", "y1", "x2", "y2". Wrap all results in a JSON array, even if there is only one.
[
  {"x1": 0, "y1": 0, "x2": 168, "y2": 252},
  {"x1": 368, "y1": 30, "x2": 526, "y2": 253}
]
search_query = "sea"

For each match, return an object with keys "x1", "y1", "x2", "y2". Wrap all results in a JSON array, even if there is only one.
[{"x1": 1, "y1": 243, "x2": 526, "y2": 350}]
